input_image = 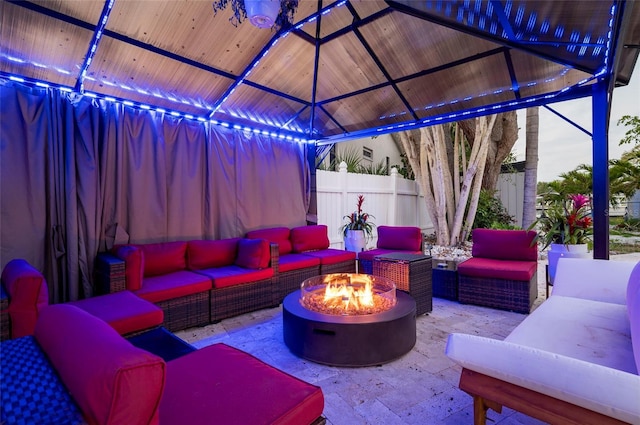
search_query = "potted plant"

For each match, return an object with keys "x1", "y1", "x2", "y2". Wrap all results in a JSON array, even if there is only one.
[
  {"x1": 531, "y1": 193, "x2": 593, "y2": 282},
  {"x1": 340, "y1": 194, "x2": 375, "y2": 252},
  {"x1": 212, "y1": 0, "x2": 299, "y2": 29}
]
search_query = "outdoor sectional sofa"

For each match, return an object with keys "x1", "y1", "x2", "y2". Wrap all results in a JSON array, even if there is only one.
[
  {"x1": 110, "y1": 237, "x2": 278, "y2": 327},
  {"x1": 247, "y1": 224, "x2": 356, "y2": 302},
  {"x1": 0, "y1": 303, "x2": 325, "y2": 425},
  {"x1": 446, "y1": 258, "x2": 640, "y2": 425}
]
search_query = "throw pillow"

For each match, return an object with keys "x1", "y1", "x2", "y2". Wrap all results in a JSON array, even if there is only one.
[{"x1": 235, "y1": 239, "x2": 270, "y2": 269}]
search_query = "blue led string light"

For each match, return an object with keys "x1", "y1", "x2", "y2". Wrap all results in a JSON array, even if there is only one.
[{"x1": 75, "y1": 0, "x2": 115, "y2": 92}]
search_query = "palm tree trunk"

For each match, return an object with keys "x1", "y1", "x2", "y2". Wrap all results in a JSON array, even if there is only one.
[{"x1": 522, "y1": 107, "x2": 539, "y2": 229}]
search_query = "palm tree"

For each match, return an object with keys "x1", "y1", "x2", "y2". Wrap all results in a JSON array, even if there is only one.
[{"x1": 522, "y1": 107, "x2": 539, "y2": 228}]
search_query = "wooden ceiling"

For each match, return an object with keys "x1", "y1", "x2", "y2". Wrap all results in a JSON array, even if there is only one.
[{"x1": 1, "y1": 0, "x2": 638, "y2": 142}]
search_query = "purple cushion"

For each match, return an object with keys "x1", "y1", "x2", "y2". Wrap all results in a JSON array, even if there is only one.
[
  {"x1": 471, "y1": 229, "x2": 538, "y2": 261},
  {"x1": 235, "y1": 239, "x2": 270, "y2": 269},
  {"x1": 69, "y1": 290, "x2": 163, "y2": 335},
  {"x1": 627, "y1": 261, "x2": 640, "y2": 371},
  {"x1": 135, "y1": 271, "x2": 211, "y2": 303},
  {"x1": 34, "y1": 304, "x2": 165, "y2": 425},
  {"x1": 1, "y1": 259, "x2": 49, "y2": 338},
  {"x1": 377, "y1": 226, "x2": 422, "y2": 251},
  {"x1": 458, "y1": 257, "x2": 537, "y2": 281},
  {"x1": 290, "y1": 225, "x2": 330, "y2": 252},
  {"x1": 302, "y1": 249, "x2": 356, "y2": 265},
  {"x1": 187, "y1": 239, "x2": 240, "y2": 269},
  {"x1": 159, "y1": 343, "x2": 324, "y2": 425},
  {"x1": 113, "y1": 245, "x2": 144, "y2": 291},
  {"x1": 137, "y1": 241, "x2": 188, "y2": 277},
  {"x1": 246, "y1": 227, "x2": 292, "y2": 255},
  {"x1": 198, "y1": 266, "x2": 274, "y2": 289},
  {"x1": 279, "y1": 254, "x2": 320, "y2": 273}
]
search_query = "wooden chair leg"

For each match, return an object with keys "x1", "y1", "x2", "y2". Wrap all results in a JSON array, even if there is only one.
[{"x1": 473, "y1": 395, "x2": 502, "y2": 425}]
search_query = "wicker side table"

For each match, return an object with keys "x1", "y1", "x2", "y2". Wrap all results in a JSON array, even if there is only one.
[
  {"x1": 432, "y1": 259, "x2": 459, "y2": 300},
  {"x1": 373, "y1": 253, "x2": 432, "y2": 315},
  {"x1": 1, "y1": 284, "x2": 10, "y2": 341},
  {"x1": 94, "y1": 252, "x2": 126, "y2": 294}
]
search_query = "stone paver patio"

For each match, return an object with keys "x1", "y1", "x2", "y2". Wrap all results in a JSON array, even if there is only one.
[{"x1": 175, "y1": 254, "x2": 639, "y2": 425}]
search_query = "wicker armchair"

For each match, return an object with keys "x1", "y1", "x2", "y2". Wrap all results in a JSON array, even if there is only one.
[
  {"x1": 457, "y1": 229, "x2": 538, "y2": 314},
  {"x1": 358, "y1": 226, "x2": 424, "y2": 274}
]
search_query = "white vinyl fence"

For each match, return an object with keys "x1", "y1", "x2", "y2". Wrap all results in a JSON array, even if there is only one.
[{"x1": 316, "y1": 164, "x2": 433, "y2": 249}]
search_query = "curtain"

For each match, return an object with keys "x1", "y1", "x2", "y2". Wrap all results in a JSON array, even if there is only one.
[{"x1": 0, "y1": 79, "x2": 310, "y2": 302}]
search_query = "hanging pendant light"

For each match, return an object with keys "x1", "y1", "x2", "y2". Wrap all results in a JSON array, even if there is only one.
[{"x1": 244, "y1": 0, "x2": 281, "y2": 28}]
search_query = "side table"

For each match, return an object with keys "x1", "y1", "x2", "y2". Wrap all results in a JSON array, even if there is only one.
[
  {"x1": 372, "y1": 253, "x2": 432, "y2": 315},
  {"x1": 432, "y1": 259, "x2": 459, "y2": 300}
]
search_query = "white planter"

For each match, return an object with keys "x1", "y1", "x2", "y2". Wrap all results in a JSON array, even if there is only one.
[
  {"x1": 244, "y1": 0, "x2": 280, "y2": 28},
  {"x1": 344, "y1": 229, "x2": 366, "y2": 252},
  {"x1": 548, "y1": 243, "x2": 591, "y2": 284}
]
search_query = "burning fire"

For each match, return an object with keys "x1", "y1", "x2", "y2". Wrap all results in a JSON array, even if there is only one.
[{"x1": 300, "y1": 273, "x2": 396, "y2": 315}]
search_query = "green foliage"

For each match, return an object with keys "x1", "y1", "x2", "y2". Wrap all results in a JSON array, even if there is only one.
[
  {"x1": 529, "y1": 193, "x2": 592, "y2": 249},
  {"x1": 391, "y1": 153, "x2": 415, "y2": 180},
  {"x1": 317, "y1": 147, "x2": 389, "y2": 175},
  {"x1": 339, "y1": 195, "x2": 375, "y2": 237},
  {"x1": 359, "y1": 160, "x2": 389, "y2": 175},
  {"x1": 616, "y1": 217, "x2": 640, "y2": 232},
  {"x1": 472, "y1": 189, "x2": 515, "y2": 230},
  {"x1": 617, "y1": 115, "x2": 640, "y2": 146}
]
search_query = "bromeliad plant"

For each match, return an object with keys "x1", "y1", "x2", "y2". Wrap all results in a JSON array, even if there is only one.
[
  {"x1": 531, "y1": 193, "x2": 593, "y2": 249},
  {"x1": 340, "y1": 195, "x2": 375, "y2": 238}
]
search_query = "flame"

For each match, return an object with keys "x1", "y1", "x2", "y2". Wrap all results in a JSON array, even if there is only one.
[{"x1": 322, "y1": 274, "x2": 375, "y2": 313}]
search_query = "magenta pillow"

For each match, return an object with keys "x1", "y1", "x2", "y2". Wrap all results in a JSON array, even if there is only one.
[
  {"x1": 377, "y1": 226, "x2": 422, "y2": 251},
  {"x1": 113, "y1": 245, "x2": 144, "y2": 291},
  {"x1": 187, "y1": 238, "x2": 240, "y2": 269},
  {"x1": 627, "y1": 261, "x2": 640, "y2": 371},
  {"x1": 1, "y1": 259, "x2": 49, "y2": 338},
  {"x1": 246, "y1": 227, "x2": 292, "y2": 255},
  {"x1": 290, "y1": 225, "x2": 330, "y2": 253},
  {"x1": 471, "y1": 229, "x2": 538, "y2": 261},
  {"x1": 34, "y1": 304, "x2": 165, "y2": 425},
  {"x1": 235, "y1": 239, "x2": 270, "y2": 269},
  {"x1": 137, "y1": 241, "x2": 187, "y2": 277}
]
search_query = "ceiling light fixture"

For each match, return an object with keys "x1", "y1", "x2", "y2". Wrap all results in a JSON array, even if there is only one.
[{"x1": 212, "y1": 0, "x2": 299, "y2": 29}]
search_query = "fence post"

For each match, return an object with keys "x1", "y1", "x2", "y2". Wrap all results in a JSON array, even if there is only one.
[{"x1": 390, "y1": 167, "x2": 398, "y2": 225}]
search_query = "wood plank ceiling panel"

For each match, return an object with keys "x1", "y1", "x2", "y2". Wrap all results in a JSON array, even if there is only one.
[
  {"x1": 106, "y1": 0, "x2": 272, "y2": 76},
  {"x1": 0, "y1": 1, "x2": 94, "y2": 88},
  {"x1": 510, "y1": 50, "x2": 594, "y2": 99},
  {"x1": 84, "y1": 37, "x2": 233, "y2": 115},
  {"x1": 297, "y1": 107, "x2": 341, "y2": 135},
  {"x1": 245, "y1": 33, "x2": 316, "y2": 102},
  {"x1": 322, "y1": 85, "x2": 410, "y2": 133},
  {"x1": 220, "y1": 84, "x2": 308, "y2": 133},
  {"x1": 350, "y1": 0, "x2": 389, "y2": 20},
  {"x1": 397, "y1": 54, "x2": 514, "y2": 119},
  {"x1": 316, "y1": 32, "x2": 387, "y2": 101},
  {"x1": 359, "y1": 12, "x2": 500, "y2": 80},
  {"x1": 32, "y1": 0, "x2": 104, "y2": 23}
]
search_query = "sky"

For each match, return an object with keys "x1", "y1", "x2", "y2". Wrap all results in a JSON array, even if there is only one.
[{"x1": 512, "y1": 70, "x2": 640, "y2": 182}]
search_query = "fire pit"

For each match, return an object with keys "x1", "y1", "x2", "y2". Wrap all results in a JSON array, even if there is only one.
[{"x1": 283, "y1": 273, "x2": 416, "y2": 367}]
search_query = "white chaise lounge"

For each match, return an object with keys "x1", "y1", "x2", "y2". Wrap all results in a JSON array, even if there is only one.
[{"x1": 446, "y1": 257, "x2": 640, "y2": 425}]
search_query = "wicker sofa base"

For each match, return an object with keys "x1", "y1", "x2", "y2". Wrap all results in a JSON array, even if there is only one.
[
  {"x1": 458, "y1": 273, "x2": 537, "y2": 314},
  {"x1": 278, "y1": 266, "x2": 320, "y2": 304},
  {"x1": 156, "y1": 291, "x2": 210, "y2": 332},
  {"x1": 321, "y1": 260, "x2": 356, "y2": 275},
  {"x1": 210, "y1": 278, "x2": 277, "y2": 322}
]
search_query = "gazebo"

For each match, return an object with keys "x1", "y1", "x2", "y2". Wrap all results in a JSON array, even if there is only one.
[{"x1": 1, "y1": 0, "x2": 639, "y2": 299}]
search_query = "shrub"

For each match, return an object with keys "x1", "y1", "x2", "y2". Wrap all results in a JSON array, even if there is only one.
[{"x1": 473, "y1": 189, "x2": 515, "y2": 230}]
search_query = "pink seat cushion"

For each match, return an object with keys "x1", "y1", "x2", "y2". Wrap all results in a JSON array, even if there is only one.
[
  {"x1": 187, "y1": 239, "x2": 240, "y2": 270},
  {"x1": 358, "y1": 248, "x2": 421, "y2": 262},
  {"x1": 137, "y1": 241, "x2": 188, "y2": 277},
  {"x1": 1, "y1": 259, "x2": 49, "y2": 338},
  {"x1": 198, "y1": 266, "x2": 274, "y2": 289},
  {"x1": 457, "y1": 257, "x2": 537, "y2": 281},
  {"x1": 377, "y1": 226, "x2": 422, "y2": 251},
  {"x1": 135, "y1": 271, "x2": 211, "y2": 303},
  {"x1": 627, "y1": 261, "x2": 640, "y2": 371},
  {"x1": 113, "y1": 245, "x2": 144, "y2": 291},
  {"x1": 471, "y1": 228, "x2": 538, "y2": 261},
  {"x1": 34, "y1": 304, "x2": 165, "y2": 425},
  {"x1": 246, "y1": 227, "x2": 292, "y2": 255},
  {"x1": 302, "y1": 249, "x2": 356, "y2": 265},
  {"x1": 290, "y1": 225, "x2": 330, "y2": 252},
  {"x1": 69, "y1": 290, "x2": 163, "y2": 335},
  {"x1": 279, "y1": 253, "x2": 320, "y2": 273},
  {"x1": 159, "y1": 343, "x2": 324, "y2": 425},
  {"x1": 235, "y1": 239, "x2": 270, "y2": 269}
]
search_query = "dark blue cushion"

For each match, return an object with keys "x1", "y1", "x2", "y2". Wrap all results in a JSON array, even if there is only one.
[{"x1": 0, "y1": 336, "x2": 84, "y2": 425}]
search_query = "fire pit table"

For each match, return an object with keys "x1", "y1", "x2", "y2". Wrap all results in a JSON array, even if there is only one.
[{"x1": 283, "y1": 273, "x2": 416, "y2": 367}]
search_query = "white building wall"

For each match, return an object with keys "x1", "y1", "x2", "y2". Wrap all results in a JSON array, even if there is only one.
[{"x1": 323, "y1": 134, "x2": 403, "y2": 171}]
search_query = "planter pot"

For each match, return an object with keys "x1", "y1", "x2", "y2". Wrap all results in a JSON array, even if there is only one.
[
  {"x1": 547, "y1": 243, "x2": 591, "y2": 284},
  {"x1": 344, "y1": 230, "x2": 366, "y2": 252}
]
